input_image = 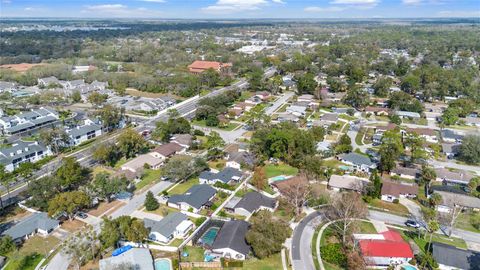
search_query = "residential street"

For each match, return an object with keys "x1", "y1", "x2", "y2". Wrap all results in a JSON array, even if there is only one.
[{"x1": 291, "y1": 211, "x2": 323, "y2": 270}]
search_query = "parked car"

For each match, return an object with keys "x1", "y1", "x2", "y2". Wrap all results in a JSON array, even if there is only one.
[
  {"x1": 76, "y1": 212, "x2": 88, "y2": 219},
  {"x1": 405, "y1": 220, "x2": 420, "y2": 228}
]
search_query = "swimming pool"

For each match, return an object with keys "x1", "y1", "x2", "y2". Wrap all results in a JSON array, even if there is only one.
[
  {"x1": 270, "y1": 175, "x2": 287, "y2": 182},
  {"x1": 402, "y1": 265, "x2": 416, "y2": 270},
  {"x1": 154, "y1": 258, "x2": 172, "y2": 270},
  {"x1": 199, "y1": 227, "x2": 220, "y2": 246}
]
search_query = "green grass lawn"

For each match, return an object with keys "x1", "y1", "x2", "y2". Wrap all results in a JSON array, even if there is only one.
[
  {"x1": 455, "y1": 213, "x2": 480, "y2": 233},
  {"x1": 338, "y1": 114, "x2": 356, "y2": 121},
  {"x1": 192, "y1": 119, "x2": 240, "y2": 131},
  {"x1": 4, "y1": 253, "x2": 43, "y2": 270},
  {"x1": 243, "y1": 253, "x2": 283, "y2": 270},
  {"x1": 322, "y1": 159, "x2": 345, "y2": 169},
  {"x1": 18, "y1": 235, "x2": 60, "y2": 256},
  {"x1": 264, "y1": 163, "x2": 298, "y2": 178},
  {"x1": 136, "y1": 169, "x2": 162, "y2": 190},
  {"x1": 368, "y1": 199, "x2": 410, "y2": 216},
  {"x1": 355, "y1": 221, "x2": 377, "y2": 234},
  {"x1": 181, "y1": 246, "x2": 205, "y2": 262},
  {"x1": 147, "y1": 204, "x2": 179, "y2": 217},
  {"x1": 400, "y1": 229, "x2": 467, "y2": 251},
  {"x1": 113, "y1": 157, "x2": 128, "y2": 169},
  {"x1": 355, "y1": 128, "x2": 365, "y2": 146},
  {"x1": 167, "y1": 178, "x2": 199, "y2": 195}
]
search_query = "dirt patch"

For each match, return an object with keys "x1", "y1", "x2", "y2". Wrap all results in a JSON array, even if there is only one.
[
  {"x1": 88, "y1": 200, "x2": 125, "y2": 217},
  {"x1": 61, "y1": 219, "x2": 86, "y2": 233},
  {"x1": 0, "y1": 63, "x2": 45, "y2": 72},
  {"x1": 78, "y1": 259, "x2": 99, "y2": 270}
]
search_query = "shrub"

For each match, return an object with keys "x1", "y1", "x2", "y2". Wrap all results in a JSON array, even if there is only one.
[
  {"x1": 471, "y1": 213, "x2": 480, "y2": 230},
  {"x1": 144, "y1": 191, "x2": 159, "y2": 211},
  {"x1": 195, "y1": 217, "x2": 207, "y2": 227},
  {"x1": 393, "y1": 199, "x2": 399, "y2": 204},
  {"x1": 320, "y1": 243, "x2": 347, "y2": 267},
  {"x1": 0, "y1": 236, "x2": 15, "y2": 254}
]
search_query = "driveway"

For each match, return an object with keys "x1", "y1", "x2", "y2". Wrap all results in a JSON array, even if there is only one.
[
  {"x1": 291, "y1": 211, "x2": 323, "y2": 270},
  {"x1": 399, "y1": 198, "x2": 423, "y2": 221}
]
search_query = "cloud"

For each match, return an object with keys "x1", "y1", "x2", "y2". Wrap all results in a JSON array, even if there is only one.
[
  {"x1": 330, "y1": 0, "x2": 379, "y2": 5},
  {"x1": 83, "y1": 4, "x2": 162, "y2": 17},
  {"x1": 437, "y1": 10, "x2": 480, "y2": 17},
  {"x1": 201, "y1": 0, "x2": 282, "y2": 14},
  {"x1": 140, "y1": 0, "x2": 165, "y2": 2},
  {"x1": 2, "y1": 0, "x2": 12, "y2": 4},
  {"x1": 304, "y1": 6, "x2": 346, "y2": 12},
  {"x1": 402, "y1": 0, "x2": 422, "y2": 4}
]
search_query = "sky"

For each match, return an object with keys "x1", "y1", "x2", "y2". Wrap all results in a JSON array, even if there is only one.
[{"x1": 0, "y1": 0, "x2": 479, "y2": 19}]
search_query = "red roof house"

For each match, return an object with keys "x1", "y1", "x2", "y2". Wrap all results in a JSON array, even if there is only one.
[
  {"x1": 188, "y1": 61, "x2": 232, "y2": 74},
  {"x1": 357, "y1": 230, "x2": 414, "y2": 266}
]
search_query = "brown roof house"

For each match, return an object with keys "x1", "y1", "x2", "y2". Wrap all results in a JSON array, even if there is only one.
[
  {"x1": 188, "y1": 61, "x2": 232, "y2": 74},
  {"x1": 121, "y1": 153, "x2": 164, "y2": 173},
  {"x1": 365, "y1": 106, "x2": 390, "y2": 116},
  {"x1": 328, "y1": 174, "x2": 370, "y2": 193},
  {"x1": 152, "y1": 142, "x2": 185, "y2": 159},
  {"x1": 390, "y1": 166, "x2": 420, "y2": 180},
  {"x1": 170, "y1": 134, "x2": 193, "y2": 148},
  {"x1": 381, "y1": 180, "x2": 418, "y2": 203},
  {"x1": 271, "y1": 175, "x2": 308, "y2": 195}
]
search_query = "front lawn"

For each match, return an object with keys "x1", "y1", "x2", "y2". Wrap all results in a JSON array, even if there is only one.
[
  {"x1": 18, "y1": 235, "x2": 60, "y2": 256},
  {"x1": 356, "y1": 221, "x2": 377, "y2": 234},
  {"x1": 147, "y1": 204, "x2": 179, "y2": 217},
  {"x1": 192, "y1": 119, "x2": 240, "y2": 131},
  {"x1": 166, "y1": 178, "x2": 199, "y2": 195},
  {"x1": 243, "y1": 253, "x2": 284, "y2": 270},
  {"x1": 4, "y1": 253, "x2": 42, "y2": 270},
  {"x1": 136, "y1": 169, "x2": 162, "y2": 190},
  {"x1": 368, "y1": 199, "x2": 410, "y2": 216},
  {"x1": 264, "y1": 164, "x2": 298, "y2": 178},
  {"x1": 400, "y1": 229, "x2": 467, "y2": 251}
]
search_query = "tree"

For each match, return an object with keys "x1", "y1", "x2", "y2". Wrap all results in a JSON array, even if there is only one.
[
  {"x1": 200, "y1": 68, "x2": 220, "y2": 87},
  {"x1": 87, "y1": 92, "x2": 108, "y2": 107},
  {"x1": 144, "y1": 191, "x2": 159, "y2": 211},
  {"x1": 469, "y1": 177, "x2": 480, "y2": 197},
  {"x1": 251, "y1": 167, "x2": 267, "y2": 190},
  {"x1": 0, "y1": 164, "x2": 12, "y2": 210},
  {"x1": 95, "y1": 105, "x2": 123, "y2": 132},
  {"x1": 459, "y1": 135, "x2": 480, "y2": 164},
  {"x1": 63, "y1": 227, "x2": 101, "y2": 269},
  {"x1": 281, "y1": 175, "x2": 311, "y2": 217},
  {"x1": 0, "y1": 236, "x2": 15, "y2": 254},
  {"x1": 373, "y1": 76, "x2": 392, "y2": 97},
  {"x1": 426, "y1": 220, "x2": 440, "y2": 253},
  {"x1": 39, "y1": 128, "x2": 69, "y2": 153},
  {"x1": 99, "y1": 217, "x2": 120, "y2": 249},
  {"x1": 162, "y1": 155, "x2": 207, "y2": 181},
  {"x1": 245, "y1": 210, "x2": 291, "y2": 259},
  {"x1": 326, "y1": 192, "x2": 368, "y2": 244},
  {"x1": 117, "y1": 128, "x2": 148, "y2": 159},
  {"x1": 17, "y1": 162, "x2": 38, "y2": 184},
  {"x1": 400, "y1": 74, "x2": 420, "y2": 95},
  {"x1": 404, "y1": 132, "x2": 428, "y2": 164},
  {"x1": 152, "y1": 115, "x2": 191, "y2": 142},
  {"x1": 367, "y1": 169, "x2": 382, "y2": 199},
  {"x1": 48, "y1": 191, "x2": 90, "y2": 219},
  {"x1": 90, "y1": 173, "x2": 128, "y2": 202},
  {"x1": 71, "y1": 90, "x2": 82, "y2": 103},
  {"x1": 125, "y1": 219, "x2": 149, "y2": 243},
  {"x1": 335, "y1": 134, "x2": 352, "y2": 154},
  {"x1": 300, "y1": 155, "x2": 324, "y2": 181},
  {"x1": 55, "y1": 157, "x2": 89, "y2": 190},
  {"x1": 92, "y1": 143, "x2": 121, "y2": 167},
  {"x1": 295, "y1": 72, "x2": 317, "y2": 94},
  {"x1": 343, "y1": 86, "x2": 368, "y2": 109},
  {"x1": 205, "y1": 131, "x2": 225, "y2": 160},
  {"x1": 379, "y1": 129, "x2": 404, "y2": 172},
  {"x1": 441, "y1": 107, "x2": 459, "y2": 125}
]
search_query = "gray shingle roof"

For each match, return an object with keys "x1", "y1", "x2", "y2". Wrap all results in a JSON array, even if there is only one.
[
  {"x1": 432, "y1": 242, "x2": 480, "y2": 270},
  {"x1": 67, "y1": 123, "x2": 102, "y2": 138},
  {"x1": 99, "y1": 248, "x2": 154, "y2": 270},
  {"x1": 338, "y1": 153, "x2": 375, "y2": 167},
  {"x1": 144, "y1": 212, "x2": 188, "y2": 238},
  {"x1": 168, "y1": 184, "x2": 216, "y2": 209},
  {"x1": 234, "y1": 191, "x2": 276, "y2": 213},
  {"x1": 199, "y1": 167, "x2": 243, "y2": 183},
  {"x1": 2, "y1": 212, "x2": 58, "y2": 240},
  {"x1": 441, "y1": 129, "x2": 464, "y2": 141},
  {"x1": 212, "y1": 220, "x2": 251, "y2": 256},
  {"x1": 0, "y1": 141, "x2": 48, "y2": 165}
]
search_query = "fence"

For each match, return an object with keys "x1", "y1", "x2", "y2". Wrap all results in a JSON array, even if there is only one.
[{"x1": 179, "y1": 262, "x2": 222, "y2": 269}]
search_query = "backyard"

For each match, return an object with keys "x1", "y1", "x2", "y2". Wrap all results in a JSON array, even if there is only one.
[
  {"x1": 264, "y1": 163, "x2": 298, "y2": 178},
  {"x1": 242, "y1": 253, "x2": 284, "y2": 270},
  {"x1": 166, "y1": 177, "x2": 199, "y2": 195}
]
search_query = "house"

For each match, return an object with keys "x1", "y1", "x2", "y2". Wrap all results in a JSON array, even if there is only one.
[
  {"x1": 188, "y1": 60, "x2": 232, "y2": 74},
  {"x1": 320, "y1": 113, "x2": 338, "y2": 124},
  {"x1": 228, "y1": 108, "x2": 243, "y2": 119},
  {"x1": 199, "y1": 167, "x2": 243, "y2": 185},
  {"x1": 395, "y1": 111, "x2": 421, "y2": 119},
  {"x1": 0, "y1": 81, "x2": 16, "y2": 92},
  {"x1": 144, "y1": 212, "x2": 193, "y2": 244},
  {"x1": 357, "y1": 230, "x2": 414, "y2": 266},
  {"x1": 72, "y1": 65, "x2": 96, "y2": 73},
  {"x1": 233, "y1": 102, "x2": 253, "y2": 112},
  {"x1": 464, "y1": 116, "x2": 480, "y2": 127},
  {"x1": 286, "y1": 105, "x2": 307, "y2": 116},
  {"x1": 432, "y1": 242, "x2": 480, "y2": 270},
  {"x1": 328, "y1": 174, "x2": 369, "y2": 193},
  {"x1": 441, "y1": 129, "x2": 464, "y2": 143},
  {"x1": 99, "y1": 248, "x2": 154, "y2": 270},
  {"x1": 121, "y1": 153, "x2": 164, "y2": 173},
  {"x1": 226, "y1": 151, "x2": 255, "y2": 170},
  {"x1": 254, "y1": 91, "x2": 270, "y2": 101},
  {"x1": 374, "y1": 123, "x2": 397, "y2": 134},
  {"x1": 170, "y1": 134, "x2": 193, "y2": 148},
  {"x1": 297, "y1": 94, "x2": 314, "y2": 103},
  {"x1": 316, "y1": 141, "x2": 332, "y2": 152},
  {"x1": 271, "y1": 175, "x2": 308, "y2": 195},
  {"x1": 381, "y1": 180, "x2": 418, "y2": 202},
  {"x1": 152, "y1": 142, "x2": 184, "y2": 159},
  {"x1": 167, "y1": 184, "x2": 216, "y2": 213},
  {"x1": 1, "y1": 212, "x2": 59, "y2": 242},
  {"x1": 390, "y1": 166, "x2": 420, "y2": 180},
  {"x1": 405, "y1": 128, "x2": 438, "y2": 143},
  {"x1": 441, "y1": 143, "x2": 461, "y2": 159},
  {"x1": 435, "y1": 168, "x2": 473, "y2": 186},
  {"x1": 276, "y1": 112, "x2": 299, "y2": 123},
  {"x1": 337, "y1": 153, "x2": 376, "y2": 172},
  {"x1": 372, "y1": 133, "x2": 383, "y2": 146},
  {"x1": 231, "y1": 191, "x2": 277, "y2": 217},
  {"x1": 65, "y1": 119, "x2": 102, "y2": 146},
  {"x1": 212, "y1": 220, "x2": 251, "y2": 260},
  {"x1": 0, "y1": 141, "x2": 52, "y2": 172},
  {"x1": 0, "y1": 107, "x2": 59, "y2": 135},
  {"x1": 433, "y1": 189, "x2": 480, "y2": 213},
  {"x1": 37, "y1": 76, "x2": 60, "y2": 87},
  {"x1": 365, "y1": 106, "x2": 390, "y2": 116},
  {"x1": 63, "y1": 79, "x2": 85, "y2": 89}
]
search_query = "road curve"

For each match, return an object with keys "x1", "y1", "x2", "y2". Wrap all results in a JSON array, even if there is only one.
[{"x1": 291, "y1": 210, "x2": 323, "y2": 270}]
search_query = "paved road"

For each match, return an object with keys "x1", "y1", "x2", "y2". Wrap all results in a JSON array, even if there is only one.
[
  {"x1": 368, "y1": 210, "x2": 480, "y2": 244},
  {"x1": 291, "y1": 211, "x2": 323, "y2": 270},
  {"x1": 429, "y1": 159, "x2": 480, "y2": 175}
]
